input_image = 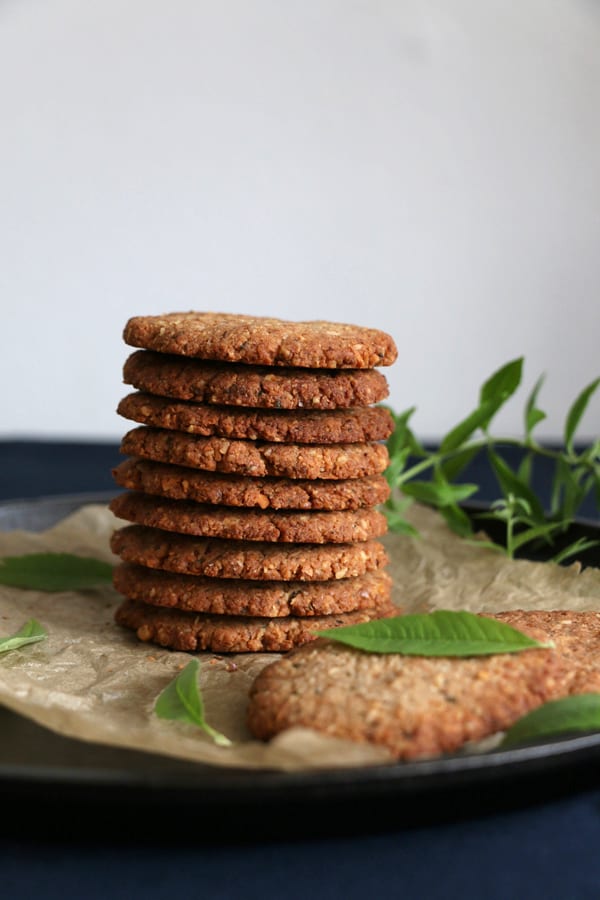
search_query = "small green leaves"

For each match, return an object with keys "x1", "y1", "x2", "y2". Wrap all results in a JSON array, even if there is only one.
[
  {"x1": 0, "y1": 553, "x2": 114, "y2": 591},
  {"x1": 487, "y1": 450, "x2": 545, "y2": 522},
  {"x1": 399, "y1": 478, "x2": 478, "y2": 509},
  {"x1": 316, "y1": 610, "x2": 551, "y2": 656},
  {"x1": 502, "y1": 694, "x2": 600, "y2": 747},
  {"x1": 0, "y1": 619, "x2": 47, "y2": 654},
  {"x1": 383, "y1": 358, "x2": 599, "y2": 565},
  {"x1": 154, "y1": 659, "x2": 232, "y2": 747}
]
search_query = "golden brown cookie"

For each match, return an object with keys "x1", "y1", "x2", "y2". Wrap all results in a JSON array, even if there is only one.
[
  {"x1": 123, "y1": 311, "x2": 398, "y2": 369},
  {"x1": 246, "y1": 609, "x2": 600, "y2": 760},
  {"x1": 109, "y1": 492, "x2": 388, "y2": 543},
  {"x1": 114, "y1": 594, "x2": 398, "y2": 652},
  {"x1": 112, "y1": 458, "x2": 391, "y2": 511},
  {"x1": 491, "y1": 609, "x2": 600, "y2": 695},
  {"x1": 112, "y1": 561, "x2": 393, "y2": 617},
  {"x1": 120, "y1": 427, "x2": 390, "y2": 480},
  {"x1": 123, "y1": 350, "x2": 391, "y2": 410},
  {"x1": 117, "y1": 392, "x2": 394, "y2": 444},
  {"x1": 110, "y1": 525, "x2": 389, "y2": 581}
]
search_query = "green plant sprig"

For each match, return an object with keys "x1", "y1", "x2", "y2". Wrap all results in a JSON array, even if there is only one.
[{"x1": 384, "y1": 358, "x2": 600, "y2": 562}]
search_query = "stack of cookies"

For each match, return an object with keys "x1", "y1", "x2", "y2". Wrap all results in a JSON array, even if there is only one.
[{"x1": 109, "y1": 311, "x2": 399, "y2": 654}]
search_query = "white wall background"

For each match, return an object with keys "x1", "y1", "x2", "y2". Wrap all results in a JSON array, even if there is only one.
[{"x1": 0, "y1": 0, "x2": 599, "y2": 442}]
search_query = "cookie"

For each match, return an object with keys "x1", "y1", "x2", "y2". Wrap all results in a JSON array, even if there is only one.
[
  {"x1": 110, "y1": 525, "x2": 389, "y2": 581},
  {"x1": 123, "y1": 311, "x2": 398, "y2": 369},
  {"x1": 112, "y1": 561, "x2": 393, "y2": 617},
  {"x1": 117, "y1": 392, "x2": 395, "y2": 444},
  {"x1": 246, "y1": 610, "x2": 600, "y2": 760},
  {"x1": 120, "y1": 427, "x2": 390, "y2": 480},
  {"x1": 491, "y1": 610, "x2": 600, "y2": 694},
  {"x1": 123, "y1": 350, "x2": 391, "y2": 410},
  {"x1": 114, "y1": 594, "x2": 398, "y2": 652},
  {"x1": 109, "y1": 492, "x2": 388, "y2": 543},
  {"x1": 112, "y1": 458, "x2": 391, "y2": 511}
]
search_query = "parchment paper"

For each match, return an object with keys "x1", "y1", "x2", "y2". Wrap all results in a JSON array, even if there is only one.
[{"x1": 1, "y1": 502, "x2": 599, "y2": 772}]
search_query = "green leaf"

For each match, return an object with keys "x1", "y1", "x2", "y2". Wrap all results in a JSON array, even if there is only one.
[
  {"x1": 487, "y1": 449, "x2": 546, "y2": 522},
  {"x1": 439, "y1": 401, "x2": 497, "y2": 454},
  {"x1": 154, "y1": 659, "x2": 232, "y2": 747},
  {"x1": 501, "y1": 694, "x2": 600, "y2": 747},
  {"x1": 554, "y1": 464, "x2": 587, "y2": 523},
  {"x1": 524, "y1": 374, "x2": 547, "y2": 440},
  {"x1": 386, "y1": 406, "x2": 417, "y2": 457},
  {"x1": 517, "y1": 451, "x2": 533, "y2": 487},
  {"x1": 550, "y1": 456, "x2": 572, "y2": 518},
  {"x1": 480, "y1": 358, "x2": 523, "y2": 413},
  {"x1": 564, "y1": 377, "x2": 600, "y2": 453},
  {"x1": 0, "y1": 619, "x2": 47, "y2": 654},
  {"x1": 440, "y1": 445, "x2": 480, "y2": 483},
  {"x1": 509, "y1": 522, "x2": 560, "y2": 552},
  {"x1": 0, "y1": 553, "x2": 114, "y2": 591},
  {"x1": 438, "y1": 503, "x2": 474, "y2": 538},
  {"x1": 383, "y1": 509, "x2": 420, "y2": 537},
  {"x1": 316, "y1": 610, "x2": 551, "y2": 656},
  {"x1": 550, "y1": 538, "x2": 600, "y2": 565},
  {"x1": 401, "y1": 479, "x2": 479, "y2": 508},
  {"x1": 384, "y1": 446, "x2": 411, "y2": 487}
]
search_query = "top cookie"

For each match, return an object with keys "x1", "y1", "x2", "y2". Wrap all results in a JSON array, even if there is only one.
[{"x1": 123, "y1": 312, "x2": 398, "y2": 369}]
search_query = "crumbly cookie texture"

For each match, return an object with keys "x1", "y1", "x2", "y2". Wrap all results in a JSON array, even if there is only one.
[
  {"x1": 246, "y1": 609, "x2": 600, "y2": 760},
  {"x1": 112, "y1": 458, "x2": 391, "y2": 511},
  {"x1": 492, "y1": 610, "x2": 600, "y2": 694},
  {"x1": 112, "y1": 561, "x2": 393, "y2": 617},
  {"x1": 110, "y1": 525, "x2": 389, "y2": 581},
  {"x1": 122, "y1": 312, "x2": 398, "y2": 369},
  {"x1": 114, "y1": 595, "x2": 398, "y2": 652},
  {"x1": 120, "y1": 427, "x2": 390, "y2": 480},
  {"x1": 123, "y1": 350, "x2": 391, "y2": 410},
  {"x1": 117, "y1": 392, "x2": 394, "y2": 444},
  {"x1": 109, "y1": 492, "x2": 388, "y2": 543}
]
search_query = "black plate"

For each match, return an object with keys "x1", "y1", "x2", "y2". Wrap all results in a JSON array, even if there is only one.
[{"x1": 2, "y1": 492, "x2": 600, "y2": 843}]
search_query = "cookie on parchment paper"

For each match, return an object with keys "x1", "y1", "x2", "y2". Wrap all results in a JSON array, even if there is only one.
[
  {"x1": 246, "y1": 610, "x2": 600, "y2": 760},
  {"x1": 110, "y1": 525, "x2": 389, "y2": 581},
  {"x1": 112, "y1": 458, "x2": 391, "y2": 511},
  {"x1": 117, "y1": 392, "x2": 394, "y2": 444},
  {"x1": 123, "y1": 350, "x2": 391, "y2": 410},
  {"x1": 119, "y1": 427, "x2": 390, "y2": 480},
  {"x1": 114, "y1": 593, "x2": 398, "y2": 652},
  {"x1": 112, "y1": 562, "x2": 393, "y2": 617},
  {"x1": 122, "y1": 312, "x2": 398, "y2": 369},
  {"x1": 109, "y1": 492, "x2": 388, "y2": 544}
]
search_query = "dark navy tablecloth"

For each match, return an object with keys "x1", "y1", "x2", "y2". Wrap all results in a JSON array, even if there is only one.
[{"x1": 2, "y1": 440, "x2": 600, "y2": 900}]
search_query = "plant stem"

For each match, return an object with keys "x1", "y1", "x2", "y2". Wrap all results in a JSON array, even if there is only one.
[{"x1": 395, "y1": 436, "x2": 592, "y2": 487}]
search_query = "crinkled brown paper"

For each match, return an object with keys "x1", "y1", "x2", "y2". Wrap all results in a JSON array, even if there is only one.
[{"x1": 1, "y1": 502, "x2": 599, "y2": 772}]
